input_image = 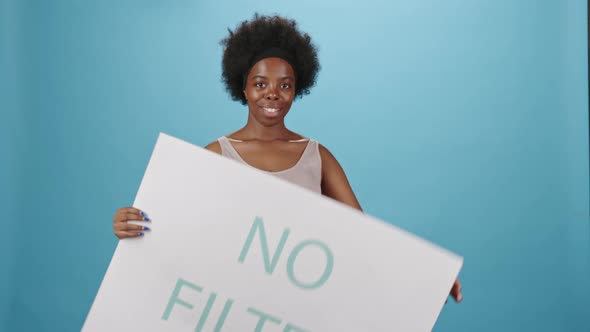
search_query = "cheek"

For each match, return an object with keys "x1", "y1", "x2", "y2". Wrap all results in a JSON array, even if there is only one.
[
  {"x1": 245, "y1": 88, "x2": 262, "y2": 101},
  {"x1": 280, "y1": 89, "x2": 295, "y2": 101}
]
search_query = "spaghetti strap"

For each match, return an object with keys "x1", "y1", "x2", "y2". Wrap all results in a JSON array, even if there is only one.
[
  {"x1": 217, "y1": 136, "x2": 242, "y2": 160},
  {"x1": 216, "y1": 136, "x2": 322, "y2": 194},
  {"x1": 224, "y1": 136, "x2": 309, "y2": 143}
]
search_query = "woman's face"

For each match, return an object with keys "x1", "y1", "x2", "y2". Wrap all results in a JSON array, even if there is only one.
[{"x1": 243, "y1": 57, "x2": 296, "y2": 127}]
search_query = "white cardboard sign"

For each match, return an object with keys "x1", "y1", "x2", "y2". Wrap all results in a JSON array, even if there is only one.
[{"x1": 83, "y1": 133, "x2": 463, "y2": 332}]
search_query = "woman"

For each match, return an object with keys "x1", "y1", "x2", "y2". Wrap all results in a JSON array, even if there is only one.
[{"x1": 112, "y1": 14, "x2": 462, "y2": 303}]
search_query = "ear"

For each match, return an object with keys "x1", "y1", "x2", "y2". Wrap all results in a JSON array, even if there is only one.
[{"x1": 243, "y1": 90, "x2": 247, "y2": 101}]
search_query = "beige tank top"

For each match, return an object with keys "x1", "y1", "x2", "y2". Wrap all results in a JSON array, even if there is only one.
[{"x1": 217, "y1": 136, "x2": 322, "y2": 194}]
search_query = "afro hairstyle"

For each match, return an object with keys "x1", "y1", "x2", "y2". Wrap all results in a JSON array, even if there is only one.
[{"x1": 220, "y1": 14, "x2": 320, "y2": 105}]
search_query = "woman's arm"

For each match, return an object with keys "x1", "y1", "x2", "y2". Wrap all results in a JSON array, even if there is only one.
[
  {"x1": 204, "y1": 141, "x2": 222, "y2": 154},
  {"x1": 319, "y1": 144, "x2": 462, "y2": 302},
  {"x1": 319, "y1": 144, "x2": 363, "y2": 211}
]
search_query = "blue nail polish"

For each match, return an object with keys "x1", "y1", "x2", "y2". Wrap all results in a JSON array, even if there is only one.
[
  {"x1": 139, "y1": 232, "x2": 144, "y2": 236},
  {"x1": 140, "y1": 211, "x2": 145, "y2": 217},
  {"x1": 143, "y1": 226, "x2": 150, "y2": 231},
  {"x1": 143, "y1": 217, "x2": 151, "y2": 221}
]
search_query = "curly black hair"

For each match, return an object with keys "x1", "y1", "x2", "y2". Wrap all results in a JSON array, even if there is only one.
[{"x1": 220, "y1": 14, "x2": 320, "y2": 105}]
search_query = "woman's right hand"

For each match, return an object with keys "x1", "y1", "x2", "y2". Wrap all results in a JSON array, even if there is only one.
[{"x1": 113, "y1": 207, "x2": 151, "y2": 239}]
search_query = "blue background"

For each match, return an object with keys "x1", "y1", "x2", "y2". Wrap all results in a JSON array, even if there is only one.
[{"x1": 1, "y1": 0, "x2": 588, "y2": 331}]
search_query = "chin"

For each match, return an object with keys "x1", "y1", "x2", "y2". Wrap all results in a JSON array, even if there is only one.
[
  {"x1": 251, "y1": 110, "x2": 289, "y2": 126},
  {"x1": 259, "y1": 118, "x2": 285, "y2": 127}
]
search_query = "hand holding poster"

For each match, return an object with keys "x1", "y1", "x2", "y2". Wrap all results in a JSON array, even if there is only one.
[{"x1": 83, "y1": 133, "x2": 463, "y2": 332}]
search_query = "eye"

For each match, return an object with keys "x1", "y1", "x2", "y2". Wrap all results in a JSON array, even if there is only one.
[
  {"x1": 281, "y1": 83, "x2": 292, "y2": 89},
  {"x1": 255, "y1": 82, "x2": 266, "y2": 88}
]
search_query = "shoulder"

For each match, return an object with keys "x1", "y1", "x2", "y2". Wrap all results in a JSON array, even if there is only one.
[
  {"x1": 317, "y1": 143, "x2": 363, "y2": 211},
  {"x1": 317, "y1": 143, "x2": 339, "y2": 168},
  {"x1": 317, "y1": 143, "x2": 331, "y2": 157},
  {"x1": 317, "y1": 143, "x2": 345, "y2": 182},
  {"x1": 204, "y1": 140, "x2": 222, "y2": 155}
]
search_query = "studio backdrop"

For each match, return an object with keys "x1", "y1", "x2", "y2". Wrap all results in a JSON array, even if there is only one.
[{"x1": 1, "y1": 0, "x2": 588, "y2": 331}]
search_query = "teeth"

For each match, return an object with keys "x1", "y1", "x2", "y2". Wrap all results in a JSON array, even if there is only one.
[{"x1": 263, "y1": 107, "x2": 279, "y2": 113}]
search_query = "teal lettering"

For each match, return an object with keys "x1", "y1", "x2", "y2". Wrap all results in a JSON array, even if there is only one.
[
  {"x1": 194, "y1": 292, "x2": 233, "y2": 332},
  {"x1": 162, "y1": 278, "x2": 203, "y2": 320},
  {"x1": 238, "y1": 216, "x2": 290, "y2": 275},
  {"x1": 195, "y1": 292, "x2": 216, "y2": 331},
  {"x1": 213, "y1": 298, "x2": 234, "y2": 332},
  {"x1": 163, "y1": 279, "x2": 234, "y2": 332},
  {"x1": 247, "y1": 307, "x2": 282, "y2": 332},
  {"x1": 287, "y1": 240, "x2": 334, "y2": 290},
  {"x1": 284, "y1": 323, "x2": 309, "y2": 332}
]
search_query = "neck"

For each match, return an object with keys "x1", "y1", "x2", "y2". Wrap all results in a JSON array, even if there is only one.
[{"x1": 238, "y1": 114, "x2": 291, "y2": 141}]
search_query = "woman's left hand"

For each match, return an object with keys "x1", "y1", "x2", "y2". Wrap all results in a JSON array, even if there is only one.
[{"x1": 450, "y1": 279, "x2": 463, "y2": 302}]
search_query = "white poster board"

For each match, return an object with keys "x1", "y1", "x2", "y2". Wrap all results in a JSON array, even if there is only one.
[{"x1": 83, "y1": 133, "x2": 463, "y2": 332}]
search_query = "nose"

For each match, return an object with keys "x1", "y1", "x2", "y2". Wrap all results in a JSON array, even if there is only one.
[{"x1": 265, "y1": 85, "x2": 279, "y2": 101}]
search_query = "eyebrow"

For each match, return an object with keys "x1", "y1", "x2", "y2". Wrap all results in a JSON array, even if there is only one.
[{"x1": 251, "y1": 75, "x2": 294, "y2": 80}]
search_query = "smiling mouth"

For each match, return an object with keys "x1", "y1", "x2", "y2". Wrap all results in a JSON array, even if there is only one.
[
  {"x1": 260, "y1": 106, "x2": 282, "y2": 117},
  {"x1": 262, "y1": 107, "x2": 280, "y2": 113}
]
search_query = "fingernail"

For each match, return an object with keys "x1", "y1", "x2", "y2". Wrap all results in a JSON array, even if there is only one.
[
  {"x1": 139, "y1": 232, "x2": 144, "y2": 236},
  {"x1": 143, "y1": 226, "x2": 150, "y2": 231},
  {"x1": 140, "y1": 211, "x2": 145, "y2": 217},
  {"x1": 143, "y1": 217, "x2": 151, "y2": 221}
]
